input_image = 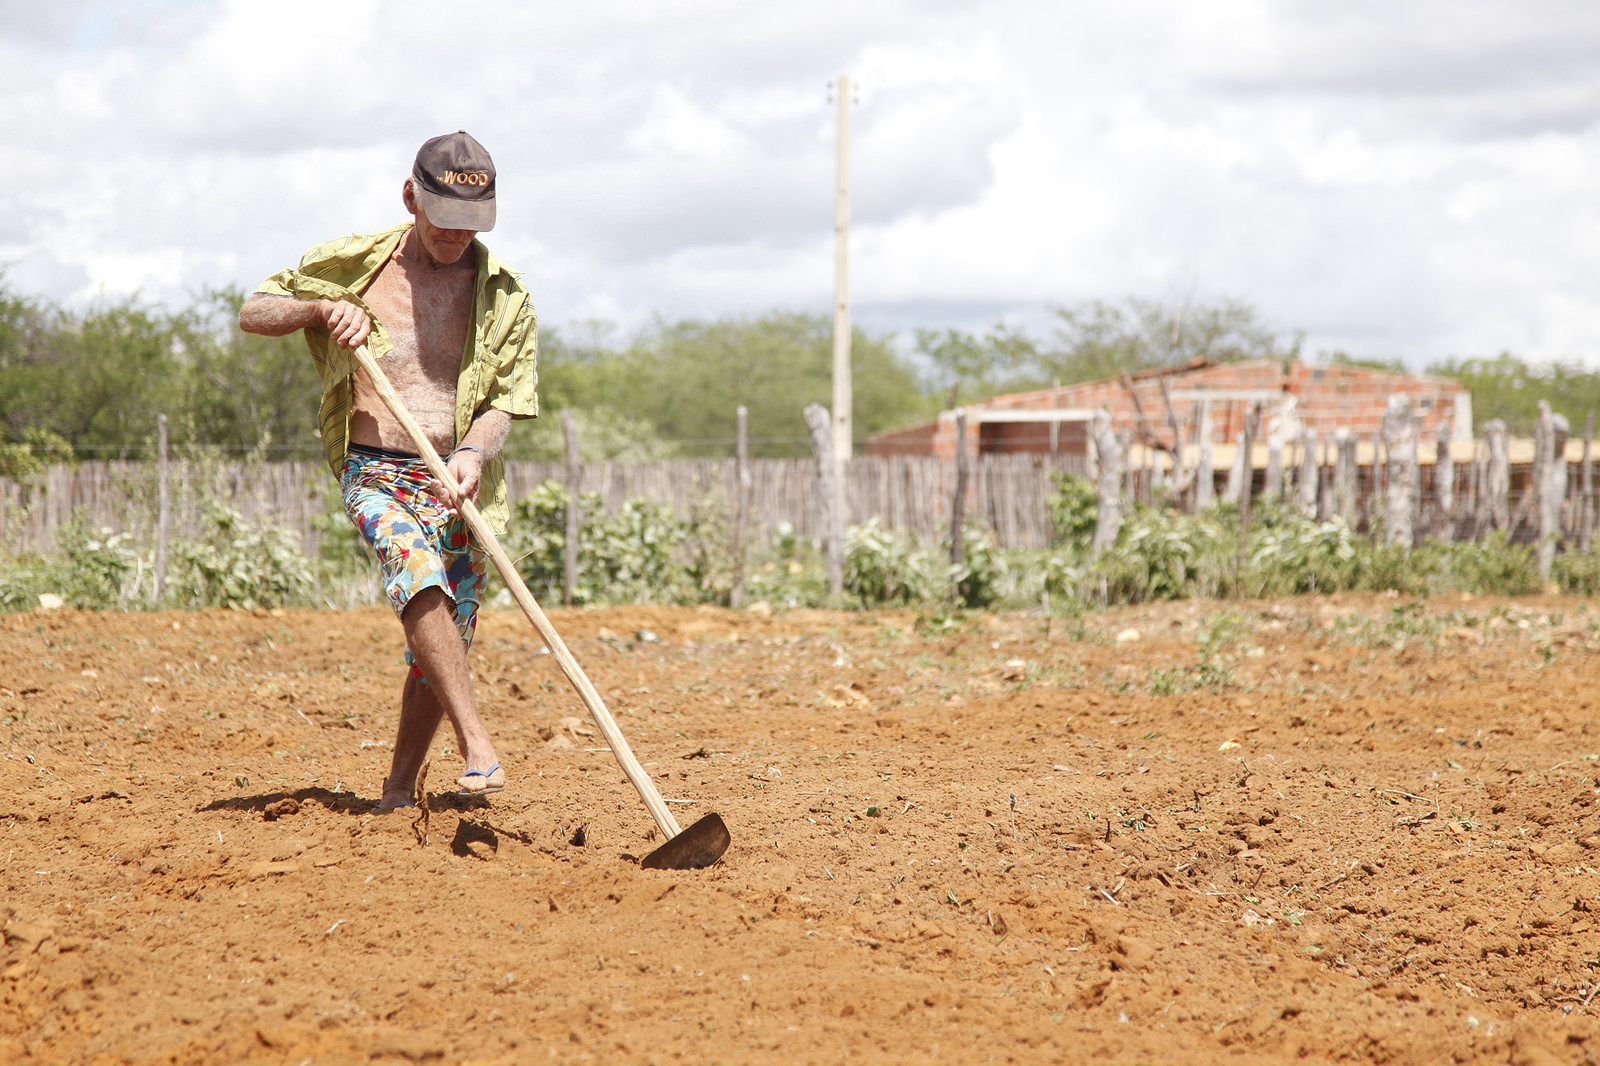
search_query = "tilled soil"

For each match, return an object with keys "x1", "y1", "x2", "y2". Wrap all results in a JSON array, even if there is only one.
[{"x1": 2, "y1": 594, "x2": 1600, "y2": 1064}]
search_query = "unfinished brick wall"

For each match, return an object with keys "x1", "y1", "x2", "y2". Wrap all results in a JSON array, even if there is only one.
[{"x1": 864, "y1": 359, "x2": 1467, "y2": 457}]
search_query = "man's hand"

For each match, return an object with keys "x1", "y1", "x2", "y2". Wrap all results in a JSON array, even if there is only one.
[
  {"x1": 430, "y1": 448, "x2": 483, "y2": 509},
  {"x1": 321, "y1": 300, "x2": 373, "y2": 350}
]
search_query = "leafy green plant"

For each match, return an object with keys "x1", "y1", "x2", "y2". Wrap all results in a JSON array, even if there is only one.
[
  {"x1": 583, "y1": 497, "x2": 690, "y2": 603},
  {"x1": 1093, "y1": 506, "x2": 1218, "y2": 603},
  {"x1": 844, "y1": 519, "x2": 927, "y2": 606},
  {"x1": 167, "y1": 505, "x2": 313, "y2": 609},
  {"x1": 502, "y1": 480, "x2": 691, "y2": 604},
  {"x1": 1048, "y1": 473, "x2": 1099, "y2": 552},
  {"x1": 53, "y1": 521, "x2": 142, "y2": 608},
  {"x1": 947, "y1": 523, "x2": 1006, "y2": 608},
  {"x1": 1445, "y1": 531, "x2": 1541, "y2": 596},
  {"x1": 0, "y1": 429, "x2": 73, "y2": 480},
  {"x1": 1553, "y1": 545, "x2": 1600, "y2": 595}
]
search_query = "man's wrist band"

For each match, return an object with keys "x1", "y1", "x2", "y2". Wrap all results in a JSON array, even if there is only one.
[{"x1": 448, "y1": 444, "x2": 484, "y2": 462}]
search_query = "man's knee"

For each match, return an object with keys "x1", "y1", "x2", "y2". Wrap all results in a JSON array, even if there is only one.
[{"x1": 401, "y1": 585, "x2": 452, "y2": 623}]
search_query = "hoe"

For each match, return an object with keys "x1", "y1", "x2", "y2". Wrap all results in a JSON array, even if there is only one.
[{"x1": 354, "y1": 344, "x2": 731, "y2": 870}]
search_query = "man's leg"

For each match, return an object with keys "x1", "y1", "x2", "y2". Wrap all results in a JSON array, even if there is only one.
[
  {"x1": 395, "y1": 586, "x2": 503, "y2": 795},
  {"x1": 376, "y1": 669, "x2": 444, "y2": 809}
]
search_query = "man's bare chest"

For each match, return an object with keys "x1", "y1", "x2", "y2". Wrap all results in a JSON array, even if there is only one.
[{"x1": 362, "y1": 254, "x2": 476, "y2": 384}]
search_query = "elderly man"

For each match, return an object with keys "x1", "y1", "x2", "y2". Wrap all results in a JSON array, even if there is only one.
[{"x1": 240, "y1": 130, "x2": 538, "y2": 807}]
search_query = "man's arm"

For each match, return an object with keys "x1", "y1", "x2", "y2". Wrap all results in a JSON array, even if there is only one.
[
  {"x1": 440, "y1": 409, "x2": 511, "y2": 506},
  {"x1": 239, "y1": 293, "x2": 372, "y2": 350}
]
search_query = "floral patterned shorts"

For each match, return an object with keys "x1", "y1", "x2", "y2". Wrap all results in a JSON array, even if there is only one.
[{"x1": 340, "y1": 446, "x2": 486, "y2": 679}]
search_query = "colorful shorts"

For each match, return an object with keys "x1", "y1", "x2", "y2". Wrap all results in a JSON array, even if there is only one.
[{"x1": 340, "y1": 445, "x2": 486, "y2": 679}]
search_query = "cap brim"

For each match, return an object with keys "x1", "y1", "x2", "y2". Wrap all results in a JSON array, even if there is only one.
[{"x1": 415, "y1": 186, "x2": 495, "y2": 232}]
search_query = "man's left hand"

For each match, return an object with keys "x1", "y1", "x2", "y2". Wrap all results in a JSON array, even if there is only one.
[{"x1": 432, "y1": 449, "x2": 483, "y2": 509}]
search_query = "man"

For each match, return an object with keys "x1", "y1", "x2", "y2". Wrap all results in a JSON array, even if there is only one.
[{"x1": 239, "y1": 130, "x2": 538, "y2": 808}]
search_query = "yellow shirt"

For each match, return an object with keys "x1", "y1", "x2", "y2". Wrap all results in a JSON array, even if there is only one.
[{"x1": 254, "y1": 222, "x2": 539, "y2": 533}]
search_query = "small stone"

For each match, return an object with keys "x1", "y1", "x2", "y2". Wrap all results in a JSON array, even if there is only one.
[
  {"x1": 37, "y1": 593, "x2": 64, "y2": 611},
  {"x1": 765, "y1": 766, "x2": 782, "y2": 780},
  {"x1": 1115, "y1": 628, "x2": 1141, "y2": 643}
]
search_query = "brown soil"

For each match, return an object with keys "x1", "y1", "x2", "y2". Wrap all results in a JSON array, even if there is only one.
[{"x1": 2, "y1": 594, "x2": 1599, "y2": 1065}]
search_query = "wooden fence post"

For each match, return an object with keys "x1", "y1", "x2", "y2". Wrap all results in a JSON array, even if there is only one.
[
  {"x1": 804, "y1": 404, "x2": 844, "y2": 600},
  {"x1": 730, "y1": 406, "x2": 749, "y2": 608},
  {"x1": 951, "y1": 410, "x2": 969, "y2": 569},
  {"x1": 1483, "y1": 420, "x2": 1509, "y2": 532},
  {"x1": 1264, "y1": 414, "x2": 1285, "y2": 502},
  {"x1": 1234, "y1": 407, "x2": 1257, "y2": 592},
  {"x1": 1194, "y1": 400, "x2": 1214, "y2": 511},
  {"x1": 1434, "y1": 420, "x2": 1454, "y2": 543},
  {"x1": 1535, "y1": 402, "x2": 1567, "y2": 579},
  {"x1": 1554, "y1": 413, "x2": 1571, "y2": 545},
  {"x1": 1222, "y1": 412, "x2": 1248, "y2": 505},
  {"x1": 1298, "y1": 427, "x2": 1317, "y2": 519},
  {"x1": 1333, "y1": 429, "x2": 1356, "y2": 526},
  {"x1": 1383, "y1": 395, "x2": 1415, "y2": 548},
  {"x1": 1091, "y1": 411, "x2": 1121, "y2": 554},
  {"x1": 562, "y1": 410, "x2": 580, "y2": 607},
  {"x1": 1583, "y1": 412, "x2": 1595, "y2": 551},
  {"x1": 155, "y1": 414, "x2": 170, "y2": 602}
]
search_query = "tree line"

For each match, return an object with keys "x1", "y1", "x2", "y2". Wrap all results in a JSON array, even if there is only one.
[{"x1": 3, "y1": 278, "x2": 1598, "y2": 474}]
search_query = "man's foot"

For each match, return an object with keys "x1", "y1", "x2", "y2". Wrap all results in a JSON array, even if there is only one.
[
  {"x1": 457, "y1": 763, "x2": 506, "y2": 797},
  {"x1": 374, "y1": 778, "x2": 417, "y2": 812}
]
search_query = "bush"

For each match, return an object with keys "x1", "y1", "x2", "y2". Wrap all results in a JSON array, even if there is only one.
[
  {"x1": 1244, "y1": 513, "x2": 1362, "y2": 597},
  {"x1": 0, "y1": 521, "x2": 143, "y2": 611},
  {"x1": 1093, "y1": 506, "x2": 1219, "y2": 603},
  {"x1": 1553, "y1": 544, "x2": 1600, "y2": 595},
  {"x1": 844, "y1": 519, "x2": 926, "y2": 606},
  {"x1": 167, "y1": 505, "x2": 314, "y2": 609},
  {"x1": 948, "y1": 524, "x2": 1006, "y2": 608},
  {"x1": 1049, "y1": 473, "x2": 1099, "y2": 552},
  {"x1": 502, "y1": 481, "x2": 691, "y2": 605}
]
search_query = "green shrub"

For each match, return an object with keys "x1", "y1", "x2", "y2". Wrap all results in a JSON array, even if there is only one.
[
  {"x1": 1048, "y1": 473, "x2": 1099, "y2": 552},
  {"x1": 947, "y1": 523, "x2": 1006, "y2": 608},
  {"x1": 1094, "y1": 506, "x2": 1217, "y2": 603},
  {"x1": 167, "y1": 505, "x2": 313, "y2": 609},
  {"x1": 502, "y1": 481, "x2": 690, "y2": 604},
  {"x1": 1553, "y1": 544, "x2": 1600, "y2": 595},
  {"x1": 584, "y1": 497, "x2": 690, "y2": 603},
  {"x1": 844, "y1": 519, "x2": 926, "y2": 606},
  {"x1": 0, "y1": 429, "x2": 73, "y2": 480},
  {"x1": 1244, "y1": 515, "x2": 1362, "y2": 597},
  {"x1": 1444, "y1": 532, "x2": 1541, "y2": 596},
  {"x1": 54, "y1": 522, "x2": 142, "y2": 608}
]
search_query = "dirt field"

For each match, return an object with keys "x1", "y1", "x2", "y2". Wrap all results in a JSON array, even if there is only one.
[{"x1": 2, "y1": 594, "x2": 1600, "y2": 1065}]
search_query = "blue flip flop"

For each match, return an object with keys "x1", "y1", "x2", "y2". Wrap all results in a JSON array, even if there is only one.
[{"x1": 458, "y1": 764, "x2": 505, "y2": 797}]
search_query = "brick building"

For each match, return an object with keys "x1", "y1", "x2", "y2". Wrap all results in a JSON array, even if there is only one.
[{"x1": 864, "y1": 358, "x2": 1470, "y2": 459}]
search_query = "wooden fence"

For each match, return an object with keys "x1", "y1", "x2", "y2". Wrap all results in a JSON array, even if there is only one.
[
  {"x1": 0, "y1": 453, "x2": 1091, "y2": 557},
  {"x1": 2, "y1": 415, "x2": 1595, "y2": 563}
]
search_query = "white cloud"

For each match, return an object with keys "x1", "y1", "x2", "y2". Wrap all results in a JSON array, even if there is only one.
[{"x1": 4, "y1": 0, "x2": 1600, "y2": 368}]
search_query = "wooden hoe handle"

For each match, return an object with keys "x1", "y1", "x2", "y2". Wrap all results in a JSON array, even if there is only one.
[{"x1": 351, "y1": 344, "x2": 684, "y2": 839}]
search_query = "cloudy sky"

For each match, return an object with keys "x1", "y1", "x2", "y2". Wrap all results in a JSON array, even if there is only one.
[{"x1": 5, "y1": 0, "x2": 1600, "y2": 366}]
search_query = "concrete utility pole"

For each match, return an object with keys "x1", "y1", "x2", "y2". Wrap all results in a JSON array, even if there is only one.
[{"x1": 831, "y1": 73, "x2": 853, "y2": 476}]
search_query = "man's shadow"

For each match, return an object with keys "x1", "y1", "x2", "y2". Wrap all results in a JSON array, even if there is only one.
[{"x1": 197, "y1": 786, "x2": 367, "y2": 815}]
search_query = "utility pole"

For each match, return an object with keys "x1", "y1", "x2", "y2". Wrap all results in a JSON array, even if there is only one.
[{"x1": 831, "y1": 73, "x2": 854, "y2": 482}]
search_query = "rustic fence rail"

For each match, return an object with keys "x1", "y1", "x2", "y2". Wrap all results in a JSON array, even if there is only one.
[
  {"x1": 0, "y1": 454, "x2": 1092, "y2": 557},
  {"x1": 2, "y1": 433, "x2": 1595, "y2": 562}
]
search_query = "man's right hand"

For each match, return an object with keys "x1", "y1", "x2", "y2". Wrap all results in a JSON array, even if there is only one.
[{"x1": 321, "y1": 300, "x2": 373, "y2": 350}]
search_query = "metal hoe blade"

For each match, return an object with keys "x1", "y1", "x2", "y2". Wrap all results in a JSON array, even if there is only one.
[{"x1": 641, "y1": 813, "x2": 731, "y2": 870}]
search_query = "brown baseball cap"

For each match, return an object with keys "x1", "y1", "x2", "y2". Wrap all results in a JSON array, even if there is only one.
[{"x1": 411, "y1": 130, "x2": 496, "y2": 232}]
